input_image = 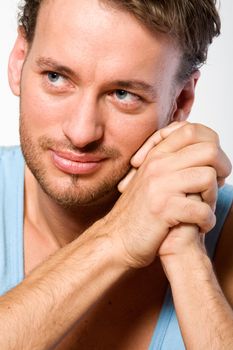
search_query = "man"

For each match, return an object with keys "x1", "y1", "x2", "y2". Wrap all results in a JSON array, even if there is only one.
[{"x1": 0, "y1": 0, "x2": 232, "y2": 348}]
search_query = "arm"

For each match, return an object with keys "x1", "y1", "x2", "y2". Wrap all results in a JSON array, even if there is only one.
[
  {"x1": 0, "y1": 224, "x2": 126, "y2": 350},
  {"x1": 0, "y1": 122, "x2": 231, "y2": 349},
  {"x1": 160, "y1": 222, "x2": 233, "y2": 350},
  {"x1": 119, "y1": 122, "x2": 233, "y2": 349}
]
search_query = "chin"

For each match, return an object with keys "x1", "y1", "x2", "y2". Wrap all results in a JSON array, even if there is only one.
[
  {"x1": 20, "y1": 124, "x2": 131, "y2": 208},
  {"x1": 41, "y1": 177, "x2": 120, "y2": 208},
  {"x1": 27, "y1": 159, "x2": 129, "y2": 208}
]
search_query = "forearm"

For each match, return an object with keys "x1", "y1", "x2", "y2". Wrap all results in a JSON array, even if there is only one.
[
  {"x1": 162, "y1": 247, "x2": 233, "y2": 350},
  {"x1": 0, "y1": 224, "x2": 125, "y2": 350}
]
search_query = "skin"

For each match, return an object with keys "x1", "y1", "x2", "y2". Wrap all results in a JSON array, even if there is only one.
[
  {"x1": 9, "y1": 0, "x2": 188, "y2": 246},
  {"x1": 2, "y1": 0, "x2": 232, "y2": 349}
]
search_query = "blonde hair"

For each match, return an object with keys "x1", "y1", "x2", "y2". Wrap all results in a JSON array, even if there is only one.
[{"x1": 18, "y1": 0, "x2": 221, "y2": 81}]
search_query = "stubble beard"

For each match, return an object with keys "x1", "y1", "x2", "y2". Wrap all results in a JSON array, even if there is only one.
[{"x1": 19, "y1": 113, "x2": 131, "y2": 209}]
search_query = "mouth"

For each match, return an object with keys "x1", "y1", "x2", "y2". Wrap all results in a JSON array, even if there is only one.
[{"x1": 50, "y1": 149, "x2": 107, "y2": 175}]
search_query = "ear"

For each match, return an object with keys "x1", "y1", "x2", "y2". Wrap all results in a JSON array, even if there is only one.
[
  {"x1": 8, "y1": 27, "x2": 29, "y2": 96},
  {"x1": 171, "y1": 70, "x2": 200, "y2": 122}
]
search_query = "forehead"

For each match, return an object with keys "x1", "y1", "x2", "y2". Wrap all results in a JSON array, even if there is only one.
[{"x1": 30, "y1": 0, "x2": 180, "y2": 84}]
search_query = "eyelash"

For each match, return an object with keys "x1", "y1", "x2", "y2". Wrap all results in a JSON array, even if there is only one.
[
  {"x1": 43, "y1": 71, "x2": 70, "y2": 89},
  {"x1": 42, "y1": 71, "x2": 144, "y2": 108},
  {"x1": 110, "y1": 90, "x2": 143, "y2": 108}
]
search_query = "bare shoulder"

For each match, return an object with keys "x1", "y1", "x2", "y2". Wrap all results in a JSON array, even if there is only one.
[{"x1": 214, "y1": 202, "x2": 233, "y2": 307}]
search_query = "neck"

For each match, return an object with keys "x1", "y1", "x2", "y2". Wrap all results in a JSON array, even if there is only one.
[{"x1": 24, "y1": 166, "x2": 120, "y2": 247}]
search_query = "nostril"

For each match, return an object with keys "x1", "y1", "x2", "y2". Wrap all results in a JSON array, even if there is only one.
[{"x1": 62, "y1": 121, "x2": 104, "y2": 149}]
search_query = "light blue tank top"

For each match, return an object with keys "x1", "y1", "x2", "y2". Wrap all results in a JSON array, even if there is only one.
[
  {"x1": 149, "y1": 181, "x2": 233, "y2": 349},
  {"x1": 0, "y1": 146, "x2": 24, "y2": 295},
  {"x1": 0, "y1": 146, "x2": 232, "y2": 349}
]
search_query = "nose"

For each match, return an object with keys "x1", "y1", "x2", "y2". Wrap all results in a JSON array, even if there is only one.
[{"x1": 62, "y1": 92, "x2": 104, "y2": 149}]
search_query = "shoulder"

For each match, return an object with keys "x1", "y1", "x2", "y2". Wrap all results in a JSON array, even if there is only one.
[
  {"x1": 0, "y1": 145, "x2": 22, "y2": 159},
  {"x1": 214, "y1": 185, "x2": 233, "y2": 307},
  {"x1": 0, "y1": 144, "x2": 25, "y2": 210},
  {"x1": 0, "y1": 146, "x2": 24, "y2": 175},
  {"x1": 0, "y1": 146, "x2": 25, "y2": 295}
]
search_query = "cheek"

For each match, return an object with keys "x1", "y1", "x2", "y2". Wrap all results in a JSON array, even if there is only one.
[
  {"x1": 20, "y1": 82, "x2": 69, "y2": 132},
  {"x1": 106, "y1": 112, "x2": 159, "y2": 159},
  {"x1": 20, "y1": 70, "x2": 170, "y2": 156}
]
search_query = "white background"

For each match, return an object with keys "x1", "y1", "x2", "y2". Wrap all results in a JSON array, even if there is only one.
[{"x1": 0, "y1": 0, "x2": 232, "y2": 184}]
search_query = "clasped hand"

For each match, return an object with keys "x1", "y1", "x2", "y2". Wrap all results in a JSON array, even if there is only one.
[{"x1": 104, "y1": 122, "x2": 232, "y2": 269}]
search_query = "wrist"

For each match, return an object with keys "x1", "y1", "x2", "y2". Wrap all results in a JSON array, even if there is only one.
[
  {"x1": 82, "y1": 216, "x2": 132, "y2": 273},
  {"x1": 160, "y1": 244, "x2": 213, "y2": 284},
  {"x1": 161, "y1": 246, "x2": 233, "y2": 350}
]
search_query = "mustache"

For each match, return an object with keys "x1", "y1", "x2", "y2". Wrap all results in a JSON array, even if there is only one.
[{"x1": 38, "y1": 136, "x2": 121, "y2": 159}]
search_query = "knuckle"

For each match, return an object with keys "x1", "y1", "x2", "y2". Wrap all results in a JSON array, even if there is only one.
[
  {"x1": 188, "y1": 167, "x2": 202, "y2": 182},
  {"x1": 184, "y1": 199, "x2": 197, "y2": 218},
  {"x1": 219, "y1": 155, "x2": 232, "y2": 178},
  {"x1": 143, "y1": 159, "x2": 157, "y2": 176},
  {"x1": 144, "y1": 156, "x2": 166, "y2": 177},
  {"x1": 199, "y1": 203, "x2": 215, "y2": 231},
  {"x1": 205, "y1": 142, "x2": 219, "y2": 161},
  {"x1": 162, "y1": 197, "x2": 180, "y2": 227},
  {"x1": 224, "y1": 155, "x2": 233, "y2": 176},
  {"x1": 228, "y1": 160, "x2": 233, "y2": 174},
  {"x1": 200, "y1": 124, "x2": 219, "y2": 142},
  {"x1": 211, "y1": 129, "x2": 220, "y2": 144},
  {"x1": 203, "y1": 167, "x2": 217, "y2": 187},
  {"x1": 185, "y1": 200, "x2": 214, "y2": 230},
  {"x1": 200, "y1": 204, "x2": 211, "y2": 221},
  {"x1": 149, "y1": 191, "x2": 167, "y2": 216},
  {"x1": 184, "y1": 196, "x2": 200, "y2": 220},
  {"x1": 181, "y1": 168, "x2": 196, "y2": 185},
  {"x1": 182, "y1": 167, "x2": 216, "y2": 187},
  {"x1": 194, "y1": 123, "x2": 220, "y2": 144},
  {"x1": 182, "y1": 123, "x2": 197, "y2": 142}
]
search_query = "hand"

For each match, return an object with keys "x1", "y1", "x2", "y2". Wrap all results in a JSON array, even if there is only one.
[
  {"x1": 119, "y1": 121, "x2": 230, "y2": 194},
  {"x1": 107, "y1": 122, "x2": 231, "y2": 269}
]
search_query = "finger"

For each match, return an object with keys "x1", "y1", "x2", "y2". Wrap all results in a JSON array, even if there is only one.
[
  {"x1": 179, "y1": 167, "x2": 217, "y2": 211},
  {"x1": 131, "y1": 121, "x2": 188, "y2": 168},
  {"x1": 160, "y1": 167, "x2": 217, "y2": 211},
  {"x1": 186, "y1": 195, "x2": 213, "y2": 233},
  {"x1": 148, "y1": 123, "x2": 220, "y2": 156},
  {"x1": 187, "y1": 193, "x2": 202, "y2": 202},
  {"x1": 149, "y1": 141, "x2": 231, "y2": 180},
  {"x1": 186, "y1": 195, "x2": 206, "y2": 232},
  {"x1": 118, "y1": 168, "x2": 137, "y2": 193},
  {"x1": 165, "y1": 196, "x2": 216, "y2": 234},
  {"x1": 159, "y1": 222, "x2": 205, "y2": 257}
]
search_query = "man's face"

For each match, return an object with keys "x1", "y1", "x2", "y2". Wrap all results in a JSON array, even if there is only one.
[{"x1": 18, "y1": 0, "x2": 181, "y2": 207}]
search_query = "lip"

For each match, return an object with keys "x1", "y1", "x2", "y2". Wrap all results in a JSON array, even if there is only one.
[{"x1": 50, "y1": 150, "x2": 106, "y2": 175}]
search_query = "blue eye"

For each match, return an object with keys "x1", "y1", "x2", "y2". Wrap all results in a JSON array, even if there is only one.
[
  {"x1": 114, "y1": 90, "x2": 140, "y2": 105},
  {"x1": 43, "y1": 71, "x2": 73, "y2": 92},
  {"x1": 48, "y1": 72, "x2": 61, "y2": 83},
  {"x1": 115, "y1": 90, "x2": 129, "y2": 100}
]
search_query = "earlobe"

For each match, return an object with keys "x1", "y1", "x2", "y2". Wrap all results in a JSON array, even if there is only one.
[
  {"x1": 171, "y1": 70, "x2": 200, "y2": 122},
  {"x1": 8, "y1": 27, "x2": 29, "y2": 96}
]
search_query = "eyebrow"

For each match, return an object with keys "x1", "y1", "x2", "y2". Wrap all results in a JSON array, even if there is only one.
[
  {"x1": 36, "y1": 56, "x2": 157, "y2": 99},
  {"x1": 36, "y1": 57, "x2": 75, "y2": 76},
  {"x1": 110, "y1": 80, "x2": 157, "y2": 99}
]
